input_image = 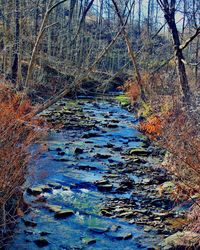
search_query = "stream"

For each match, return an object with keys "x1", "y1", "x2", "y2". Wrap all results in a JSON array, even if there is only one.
[{"x1": 7, "y1": 97, "x2": 183, "y2": 250}]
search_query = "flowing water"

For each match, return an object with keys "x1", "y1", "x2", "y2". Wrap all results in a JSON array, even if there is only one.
[{"x1": 7, "y1": 98, "x2": 172, "y2": 250}]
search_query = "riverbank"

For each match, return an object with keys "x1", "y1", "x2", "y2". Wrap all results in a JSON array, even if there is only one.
[{"x1": 117, "y1": 92, "x2": 200, "y2": 248}]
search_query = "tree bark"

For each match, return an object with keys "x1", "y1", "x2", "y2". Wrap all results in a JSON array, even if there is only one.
[
  {"x1": 170, "y1": 20, "x2": 191, "y2": 101},
  {"x1": 11, "y1": 0, "x2": 20, "y2": 84},
  {"x1": 157, "y1": 0, "x2": 191, "y2": 102}
]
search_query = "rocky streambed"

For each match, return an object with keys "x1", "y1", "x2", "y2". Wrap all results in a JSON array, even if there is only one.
[{"x1": 7, "y1": 98, "x2": 188, "y2": 249}]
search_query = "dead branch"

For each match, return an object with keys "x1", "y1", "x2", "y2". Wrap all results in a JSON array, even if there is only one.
[{"x1": 180, "y1": 27, "x2": 200, "y2": 50}]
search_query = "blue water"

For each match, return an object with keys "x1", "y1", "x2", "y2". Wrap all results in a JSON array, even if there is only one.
[{"x1": 8, "y1": 99, "x2": 163, "y2": 249}]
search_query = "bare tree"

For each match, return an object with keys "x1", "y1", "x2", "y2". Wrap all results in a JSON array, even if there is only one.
[
  {"x1": 157, "y1": 0, "x2": 192, "y2": 101},
  {"x1": 25, "y1": 0, "x2": 68, "y2": 87},
  {"x1": 111, "y1": 0, "x2": 146, "y2": 100}
]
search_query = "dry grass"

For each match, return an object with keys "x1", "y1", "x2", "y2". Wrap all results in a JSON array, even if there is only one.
[{"x1": 0, "y1": 83, "x2": 43, "y2": 240}]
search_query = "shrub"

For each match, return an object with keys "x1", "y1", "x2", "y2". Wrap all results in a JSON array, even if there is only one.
[
  {"x1": 138, "y1": 99, "x2": 200, "y2": 237},
  {"x1": 123, "y1": 78, "x2": 141, "y2": 103},
  {"x1": 0, "y1": 84, "x2": 42, "y2": 241},
  {"x1": 138, "y1": 114, "x2": 162, "y2": 140}
]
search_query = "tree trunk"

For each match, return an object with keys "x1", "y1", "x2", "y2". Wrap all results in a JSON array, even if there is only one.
[
  {"x1": 111, "y1": 0, "x2": 146, "y2": 100},
  {"x1": 11, "y1": 0, "x2": 20, "y2": 84},
  {"x1": 138, "y1": 0, "x2": 142, "y2": 37},
  {"x1": 195, "y1": 35, "x2": 199, "y2": 86},
  {"x1": 166, "y1": 14, "x2": 191, "y2": 101},
  {"x1": 69, "y1": 0, "x2": 77, "y2": 31},
  {"x1": 147, "y1": 0, "x2": 151, "y2": 36},
  {"x1": 157, "y1": 0, "x2": 191, "y2": 102}
]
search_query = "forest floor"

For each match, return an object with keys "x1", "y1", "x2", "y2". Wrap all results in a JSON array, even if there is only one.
[{"x1": 6, "y1": 96, "x2": 196, "y2": 250}]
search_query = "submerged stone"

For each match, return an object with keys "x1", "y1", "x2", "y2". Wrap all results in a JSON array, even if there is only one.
[
  {"x1": 110, "y1": 225, "x2": 121, "y2": 232},
  {"x1": 34, "y1": 195, "x2": 47, "y2": 203},
  {"x1": 48, "y1": 183, "x2": 62, "y2": 189},
  {"x1": 46, "y1": 205, "x2": 62, "y2": 213},
  {"x1": 62, "y1": 186, "x2": 70, "y2": 191},
  {"x1": 34, "y1": 238, "x2": 49, "y2": 247},
  {"x1": 23, "y1": 219, "x2": 37, "y2": 227},
  {"x1": 54, "y1": 209, "x2": 74, "y2": 219},
  {"x1": 53, "y1": 158, "x2": 69, "y2": 162},
  {"x1": 58, "y1": 151, "x2": 65, "y2": 156},
  {"x1": 41, "y1": 185, "x2": 52, "y2": 193},
  {"x1": 108, "y1": 232, "x2": 133, "y2": 240},
  {"x1": 95, "y1": 153, "x2": 111, "y2": 159},
  {"x1": 107, "y1": 123, "x2": 118, "y2": 128},
  {"x1": 40, "y1": 232, "x2": 51, "y2": 236},
  {"x1": 105, "y1": 143, "x2": 115, "y2": 148},
  {"x1": 27, "y1": 187, "x2": 43, "y2": 196},
  {"x1": 95, "y1": 179, "x2": 109, "y2": 185},
  {"x1": 129, "y1": 148, "x2": 151, "y2": 156},
  {"x1": 74, "y1": 148, "x2": 84, "y2": 154},
  {"x1": 82, "y1": 132, "x2": 99, "y2": 139},
  {"x1": 97, "y1": 184, "x2": 113, "y2": 192},
  {"x1": 56, "y1": 147, "x2": 62, "y2": 152},
  {"x1": 89, "y1": 227, "x2": 109, "y2": 234},
  {"x1": 82, "y1": 238, "x2": 96, "y2": 245},
  {"x1": 144, "y1": 226, "x2": 152, "y2": 232},
  {"x1": 78, "y1": 165, "x2": 97, "y2": 171}
]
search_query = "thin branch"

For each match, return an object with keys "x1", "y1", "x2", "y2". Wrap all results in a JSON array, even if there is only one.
[{"x1": 180, "y1": 27, "x2": 200, "y2": 50}]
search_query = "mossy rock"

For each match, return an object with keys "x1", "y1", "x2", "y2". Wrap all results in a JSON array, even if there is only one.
[
  {"x1": 115, "y1": 95, "x2": 130, "y2": 106},
  {"x1": 138, "y1": 101, "x2": 152, "y2": 117}
]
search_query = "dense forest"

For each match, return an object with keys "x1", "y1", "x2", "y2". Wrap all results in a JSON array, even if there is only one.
[{"x1": 0, "y1": 0, "x2": 200, "y2": 249}]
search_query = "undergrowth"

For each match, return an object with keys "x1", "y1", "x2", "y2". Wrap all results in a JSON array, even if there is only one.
[{"x1": 0, "y1": 83, "x2": 44, "y2": 243}]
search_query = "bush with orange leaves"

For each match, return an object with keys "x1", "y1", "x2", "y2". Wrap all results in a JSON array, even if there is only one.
[
  {"x1": 138, "y1": 99, "x2": 200, "y2": 235},
  {"x1": 123, "y1": 78, "x2": 141, "y2": 103},
  {"x1": 139, "y1": 105, "x2": 200, "y2": 194},
  {"x1": 0, "y1": 84, "x2": 43, "y2": 238},
  {"x1": 138, "y1": 115, "x2": 162, "y2": 140}
]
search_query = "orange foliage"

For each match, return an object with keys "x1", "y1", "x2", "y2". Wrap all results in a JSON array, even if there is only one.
[
  {"x1": 123, "y1": 78, "x2": 141, "y2": 102},
  {"x1": 138, "y1": 115, "x2": 162, "y2": 140},
  {"x1": 0, "y1": 84, "x2": 43, "y2": 218}
]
